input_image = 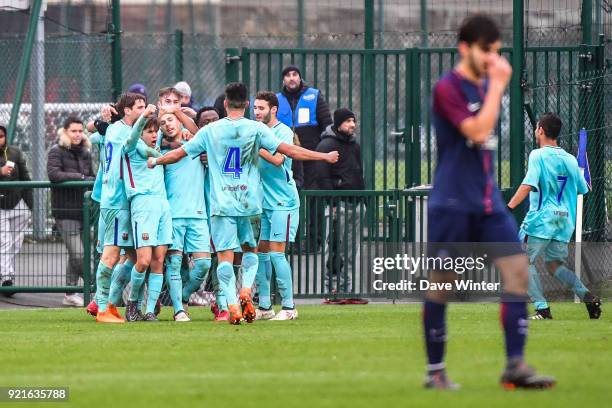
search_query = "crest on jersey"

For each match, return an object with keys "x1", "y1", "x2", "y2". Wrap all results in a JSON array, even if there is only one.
[
  {"x1": 467, "y1": 102, "x2": 481, "y2": 112},
  {"x1": 142, "y1": 233, "x2": 149, "y2": 241},
  {"x1": 122, "y1": 233, "x2": 128, "y2": 241}
]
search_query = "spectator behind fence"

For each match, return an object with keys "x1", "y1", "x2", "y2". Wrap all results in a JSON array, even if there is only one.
[
  {"x1": 314, "y1": 109, "x2": 365, "y2": 293},
  {"x1": 277, "y1": 65, "x2": 332, "y2": 252},
  {"x1": 47, "y1": 117, "x2": 95, "y2": 307},
  {"x1": 175, "y1": 81, "x2": 199, "y2": 119},
  {"x1": 0, "y1": 125, "x2": 33, "y2": 293}
]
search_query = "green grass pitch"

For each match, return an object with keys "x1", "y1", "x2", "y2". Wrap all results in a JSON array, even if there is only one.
[{"x1": 1, "y1": 303, "x2": 609, "y2": 407}]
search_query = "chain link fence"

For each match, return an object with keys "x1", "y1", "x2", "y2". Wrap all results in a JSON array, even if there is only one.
[{"x1": 0, "y1": 1, "x2": 610, "y2": 302}]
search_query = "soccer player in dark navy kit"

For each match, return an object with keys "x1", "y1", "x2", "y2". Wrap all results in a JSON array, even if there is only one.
[{"x1": 422, "y1": 15, "x2": 555, "y2": 390}]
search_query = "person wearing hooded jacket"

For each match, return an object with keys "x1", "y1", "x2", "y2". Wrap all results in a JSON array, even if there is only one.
[
  {"x1": 314, "y1": 108, "x2": 365, "y2": 294},
  {"x1": 0, "y1": 125, "x2": 33, "y2": 292},
  {"x1": 277, "y1": 65, "x2": 332, "y2": 251},
  {"x1": 47, "y1": 116, "x2": 95, "y2": 307}
]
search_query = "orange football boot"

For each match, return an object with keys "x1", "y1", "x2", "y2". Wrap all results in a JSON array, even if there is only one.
[
  {"x1": 239, "y1": 288, "x2": 256, "y2": 323},
  {"x1": 228, "y1": 304, "x2": 242, "y2": 325}
]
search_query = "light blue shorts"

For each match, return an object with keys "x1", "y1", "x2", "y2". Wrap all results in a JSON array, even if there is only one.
[
  {"x1": 101, "y1": 208, "x2": 133, "y2": 248},
  {"x1": 130, "y1": 195, "x2": 172, "y2": 248},
  {"x1": 170, "y1": 218, "x2": 211, "y2": 254},
  {"x1": 520, "y1": 229, "x2": 569, "y2": 263},
  {"x1": 260, "y1": 208, "x2": 300, "y2": 243},
  {"x1": 96, "y1": 214, "x2": 105, "y2": 254},
  {"x1": 211, "y1": 215, "x2": 258, "y2": 252}
]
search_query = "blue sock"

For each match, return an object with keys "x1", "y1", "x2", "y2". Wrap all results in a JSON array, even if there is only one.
[
  {"x1": 527, "y1": 264, "x2": 549, "y2": 311},
  {"x1": 165, "y1": 254, "x2": 184, "y2": 314},
  {"x1": 554, "y1": 265, "x2": 588, "y2": 300},
  {"x1": 128, "y1": 266, "x2": 146, "y2": 302},
  {"x1": 137, "y1": 277, "x2": 145, "y2": 310},
  {"x1": 146, "y1": 273, "x2": 164, "y2": 314},
  {"x1": 256, "y1": 253, "x2": 272, "y2": 309},
  {"x1": 270, "y1": 252, "x2": 294, "y2": 309},
  {"x1": 501, "y1": 293, "x2": 528, "y2": 362},
  {"x1": 180, "y1": 255, "x2": 190, "y2": 285},
  {"x1": 423, "y1": 300, "x2": 447, "y2": 372},
  {"x1": 108, "y1": 259, "x2": 134, "y2": 306},
  {"x1": 217, "y1": 261, "x2": 238, "y2": 305},
  {"x1": 183, "y1": 257, "x2": 211, "y2": 302},
  {"x1": 240, "y1": 252, "x2": 259, "y2": 289},
  {"x1": 211, "y1": 266, "x2": 228, "y2": 311},
  {"x1": 95, "y1": 262, "x2": 113, "y2": 312}
]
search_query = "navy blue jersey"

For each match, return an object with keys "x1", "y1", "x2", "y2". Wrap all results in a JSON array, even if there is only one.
[{"x1": 429, "y1": 70, "x2": 505, "y2": 215}]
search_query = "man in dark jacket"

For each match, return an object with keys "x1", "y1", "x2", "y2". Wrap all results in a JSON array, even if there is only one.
[
  {"x1": 314, "y1": 109, "x2": 365, "y2": 293},
  {"x1": 0, "y1": 125, "x2": 33, "y2": 291},
  {"x1": 277, "y1": 65, "x2": 332, "y2": 250},
  {"x1": 47, "y1": 117, "x2": 95, "y2": 307}
]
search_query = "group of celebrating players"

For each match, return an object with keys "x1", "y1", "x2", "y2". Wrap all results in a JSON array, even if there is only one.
[{"x1": 85, "y1": 82, "x2": 338, "y2": 325}]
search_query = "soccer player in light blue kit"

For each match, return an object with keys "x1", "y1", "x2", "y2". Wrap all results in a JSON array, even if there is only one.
[
  {"x1": 122, "y1": 104, "x2": 172, "y2": 322},
  {"x1": 149, "y1": 82, "x2": 339, "y2": 324},
  {"x1": 94, "y1": 93, "x2": 145, "y2": 323},
  {"x1": 252, "y1": 91, "x2": 300, "y2": 321},
  {"x1": 158, "y1": 110, "x2": 211, "y2": 322},
  {"x1": 508, "y1": 112, "x2": 601, "y2": 320}
]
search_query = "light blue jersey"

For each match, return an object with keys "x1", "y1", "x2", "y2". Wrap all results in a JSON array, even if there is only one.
[
  {"x1": 520, "y1": 146, "x2": 589, "y2": 242},
  {"x1": 182, "y1": 117, "x2": 282, "y2": 217},
  {"x1": 89, "y1": 132, "x2": 105, "y2": 203},
  {"x1": 122, "y1": 115, "x2": 165, "y2": 200},
  {"x1": 100, "y1": 121, "x2": 132, "y2": 210},
  {"x1": 161, "y1": 140, "x2": 207, "y2": 219},
  {"x1": 259, "y1": 121, "x2": 299, "y2": 211}
]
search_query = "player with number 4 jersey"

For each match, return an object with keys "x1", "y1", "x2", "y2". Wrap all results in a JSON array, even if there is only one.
[{"x1": 149, "y1": 83, "x2": 339, "y2": 325}]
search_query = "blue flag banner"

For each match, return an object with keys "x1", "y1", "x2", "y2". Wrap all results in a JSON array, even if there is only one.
[{"x1": 576, "y1": 128, "x2": 592, "y2": 190}]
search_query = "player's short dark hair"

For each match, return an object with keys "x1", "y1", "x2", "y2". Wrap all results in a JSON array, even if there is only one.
[
  {"x1": 158, "y1": 87, "x2": 181, "y2": 100},
  {"x1": 115, "y1": 92, "x2": 146, "y2": 117},
  {"x1": 225, "y1": 82, "x2": 248, "y2": 109},
  {"x1": 254, "y1": 91, "x2": 279, "y2": 109},
  {"x1": 195, "y1": 106, "x2": 218, "y2": 124},
  {"x1": 458, "y1": 14, "x2": 501, "y2": 48},
  {"x1": 538, "y1": 112, "x2": 562, "y2": 140},
  {"x1": 144, "y1": 117, "x2": 159, "y2": 132},
  {"x1": 0, "y1": 125, "x2": 7, "y2": 136},
  {"x1": 63, "y1": 116, "x2": 83, "y2": 130}
]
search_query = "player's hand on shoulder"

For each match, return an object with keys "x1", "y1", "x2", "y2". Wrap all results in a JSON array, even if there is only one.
[
  {"x1": 182, "y1": 129, "x2": 194, "y2": 141},
  {"x1": 147, "y1": 157, "x2": 156, "y2": 168},
  {"x1": 159, "y1": 104, "x2": 176, "y2": 115},
  {"x1": 326, "y1": 151, "x2": 339, "y2": 164},
  {"x1": 144, "y1": 104, "x2": 157, "y2": 118},
  {"x1": 101, "y1": 104, "x2": 118, "y2": 122},
  {"x1": 487, "y1": 54, "x2": 512, "y2": 88},
  {"x1": 180, "y1": 107, "x2": 197, "y2": 119}
]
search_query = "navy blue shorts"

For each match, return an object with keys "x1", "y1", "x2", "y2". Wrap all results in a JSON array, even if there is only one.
[{"x1": 427, "y1": 208, "x2": 523, "y2": 260}]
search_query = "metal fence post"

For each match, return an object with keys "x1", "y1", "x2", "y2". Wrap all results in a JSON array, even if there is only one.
[
  {"x1": 363, "y1": 0, "x2": 376, "y2": 190},
  {"x1": 7, "y1": 0, "x2": 43, "y2": 144},
  {"x1": 110, "y1": 0, "x2": 122, "y2": 101},
  {"x1": 509, "y1": 0, "x2": 526, "y2": 192},
  {"x1": 225, "y1": 48, "x2": 241, "y2": 84},
  {"x1": 297, "y1": 0, "x2": 305, "y2": 48},
  {"x1": 175, "y1": 29, "x2": 184, "y2": 82},
  {"x1": 82, "y1": 192, "x2": 92, "y2": 304}
]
